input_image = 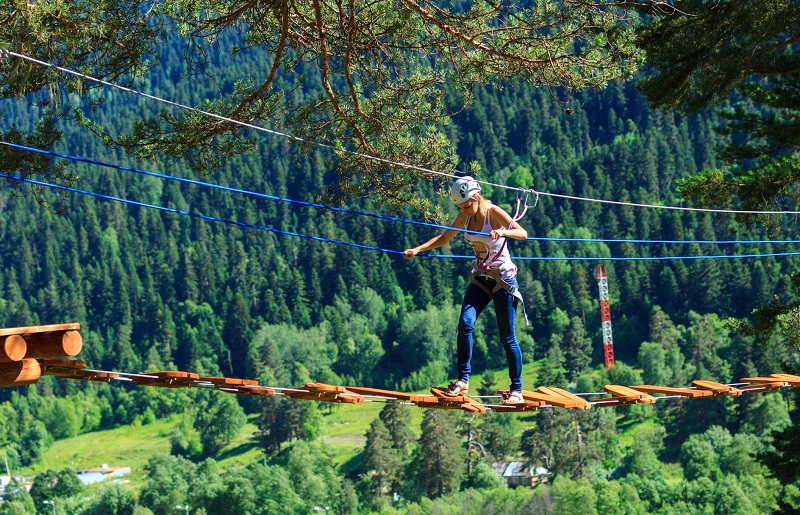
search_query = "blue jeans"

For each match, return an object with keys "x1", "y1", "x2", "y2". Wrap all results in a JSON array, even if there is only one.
[{"x1": 456, "y1": 275, "x2": 523, "y2": 392}]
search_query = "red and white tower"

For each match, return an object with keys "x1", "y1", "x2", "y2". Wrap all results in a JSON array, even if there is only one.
[{"x1": 594, "y1": 266, "x2": 615, "y2": 369}]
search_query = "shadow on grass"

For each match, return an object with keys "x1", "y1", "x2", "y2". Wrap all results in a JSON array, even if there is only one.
[
  {"x1": 216, "y1": 441, "x2": 261, "y2": 462},
  {"x1": 339, "y1": 450, "x2": 365, "y2": 476}
]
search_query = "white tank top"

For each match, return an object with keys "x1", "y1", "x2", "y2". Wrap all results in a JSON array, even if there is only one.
[{"x1": 463, "y1": 206, "x2": 517, "y2": 280}]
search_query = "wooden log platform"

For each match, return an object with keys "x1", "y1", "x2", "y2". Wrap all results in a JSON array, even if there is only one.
[
  {"x1": 0, "y1": 334, "x2": 26, "y2": 362},
  {"x1": 0, "y1": 323, "x2": 82, "y2": 359},
  {"x1": 0, "y1": 359, "x2": 41, "y2": 387}
]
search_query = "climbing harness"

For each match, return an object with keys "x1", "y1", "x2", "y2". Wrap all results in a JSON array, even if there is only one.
[{"x1": 466, "y1": 190, "x2": 537, "y2": 323}]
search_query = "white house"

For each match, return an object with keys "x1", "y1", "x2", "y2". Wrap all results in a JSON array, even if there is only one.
[{"x1": 76, "y1": 464, "x2": 131, "y2": 486}]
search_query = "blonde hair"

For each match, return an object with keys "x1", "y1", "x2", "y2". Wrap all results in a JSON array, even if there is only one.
[{"x1": 474, "y1": 193, "x2": 490, "y2": 218}]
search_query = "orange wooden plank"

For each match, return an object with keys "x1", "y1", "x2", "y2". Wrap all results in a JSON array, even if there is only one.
[
  {"x1": 489, "y1": 403, "x2": 541, "y2": 412},
  {"x1": 691, "y1": 380, "x2": 742, "y2": 396},
  {"x1": 415, "y1": 400, "x2": 486, "y2": 413},
  {"x1": 72, "y1": 370, "x2": 119, "y2": 382},
  {"x1": 516, "y1": 390, "x2": 583, "y2": 408},
  {"x1": 629, "y1": 385, "x2": 714, "y2": 398},
  {"x1": 234, "y1": 385, "x2": 276, "y2": 396},
  {"x1": 37, "y1": 358, "x2": 87, "y2": 369},
  {"x1": 430, "y1": 387, "x2": 483, "y2": 405},
  {"x1": 537, "y1": 387, "x2": 592, "y2": 409},
  {"x1": 738, "y1": 382, "x2": 786, "y2": 393},
  {"x1": 741, "y1": 376, "x2": 789, "y2": 386},
  {"x1": 342, "y1": 386, "x2": 432, "y2": 403},
  {"x1": 283, "y1": 389, "x2": 366, "y2": 404},
  {"x1": 132, "y1": 371, "x2": 199, "y2": 388},
  {"x1": 305, "y1": 382, "x2": 348, "y2": 393},
  {"x1": 198, "y1": 376, "x2": 259, "y2": 387},
  {"x1": 0, "y1": 323, "x2": 80, "y2": 337},
  {"x1": 604, "y1": 385, "x2": 657, "y2": 404},
  {"x1": 771, "y1": 373, "x2": 800, "y2": 385}
]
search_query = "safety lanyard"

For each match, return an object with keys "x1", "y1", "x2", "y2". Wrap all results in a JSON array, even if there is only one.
[{"x1": 477, "y1": 190, "x2": 537, "y2": 270}]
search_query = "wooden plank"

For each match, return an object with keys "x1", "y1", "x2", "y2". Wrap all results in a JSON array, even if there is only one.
[
  {"x1": 0, "y1": 335, "x2": 26, "y2": 362},
  {"x1": 604, "y1": 385, "x2": 657, "y2": 404},
  {"x1": 415, "y1": 400, "x2": 486, "y2": 413},
  {"x1": 305, "y1": 382, "x2": 348, "y2": 394},
  {"x1": 0, "y1": 359, "x2": 41, "y2": 387},
  {"x1": 23, "y1": 330, "x2": 82, "y2": 359},
  {"x1": 514, "y1": 390, "x2": 583, "y2": 408},
  {"x1": 430, "y1": 387, "x2": 482, "y2": 405},
  {"x1": 629, "y1": 385, "x2": 713, "y2": 398},
  {"x1": 132, "y1": 371, "x2": 199, "y2": 388},
  {"x1": 739, "y1": 382, "x2": 786, "y2": 393},
  {"x1": 198, "y1": 376, "x2": 259, "y2": 387},
  {"x1": 0, "y1": 323, "x2": 80, "y2": 337},
  {"x1": 343, "y1": 386, "x2": 431, "y2": 403},
  {"x1": 232, "y1": 385, "x2": 276, "y2": 396},
  {"x1": 73, "y1": 370, "x2": 119, "y2": 382},
  {"x1": 691, "y1": 380, "x2": 742, "y2": 396},
  {"x1": 771, "y1": 373, "x2": 800, "y2": 385},
  {"x1": 537, "y1": 387, "x2": 592, "y2": 409},
  {"x1": 490, "y1": 402, "x2": 541, "y2": 412},
  {"x1": 741, "y1": 376, "x2": 789, "y2": 386}
]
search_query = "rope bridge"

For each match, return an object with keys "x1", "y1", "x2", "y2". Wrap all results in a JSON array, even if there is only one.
[{"x1": 2, "y1": 323, "x2": 797, "y2": 414}]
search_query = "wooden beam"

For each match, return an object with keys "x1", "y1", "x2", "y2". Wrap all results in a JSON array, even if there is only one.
[
  {"x1": 0, "y1": 335, "x2": 26, "y2": 362},
  {"x1": 0, "y1": 359, "x2": 41, "y2": 387},
  {"x1": 23, "y1": 330, "x2": 82, "y2": 358},
  {"x1": 0, "y1": 323, "x2": 80, "y2": 337}
]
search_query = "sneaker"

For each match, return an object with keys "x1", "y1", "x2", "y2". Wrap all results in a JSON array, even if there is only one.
[{"x1": 445, "y1": 380, "x2": 469, "y2": 397}]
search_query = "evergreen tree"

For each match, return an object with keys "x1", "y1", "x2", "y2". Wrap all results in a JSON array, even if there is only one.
[
  {"x1": 363, "y1": 418, "x2": 402, "y2": 499},
  {"x1": 416, "y1": 410, "x2": 465, "y2": 498}
]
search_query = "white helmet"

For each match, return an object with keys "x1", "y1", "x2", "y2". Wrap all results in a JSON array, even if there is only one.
[{"x1": 450, "y1": 176, "x2": 481, "y2": 204}]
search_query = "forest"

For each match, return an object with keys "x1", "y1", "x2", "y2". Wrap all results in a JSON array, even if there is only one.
[{"x1": 1, "y1": 1, "x2": 800, "y2": 514}]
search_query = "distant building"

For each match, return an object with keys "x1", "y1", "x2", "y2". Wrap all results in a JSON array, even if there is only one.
[
  {"x1": 492, "y1": 461, "x2": 549, "y2": 487},
  {"x1": 76, "y1": 464, "x2": 131, "y2": 486}
]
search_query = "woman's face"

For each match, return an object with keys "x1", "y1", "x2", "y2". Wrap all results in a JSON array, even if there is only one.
[{"x1": 457, "y1": 197, "x2": 479, "y2": 216}]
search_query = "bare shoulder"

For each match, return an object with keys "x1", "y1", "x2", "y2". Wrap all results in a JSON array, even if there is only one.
[{"x1": 488, "y1": 203, "x2": 513, "y2": 226}]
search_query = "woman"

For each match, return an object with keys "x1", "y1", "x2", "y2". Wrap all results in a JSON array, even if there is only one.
[{"x1": 404, "y1": 176, "x2": 527, "y2": 404}]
